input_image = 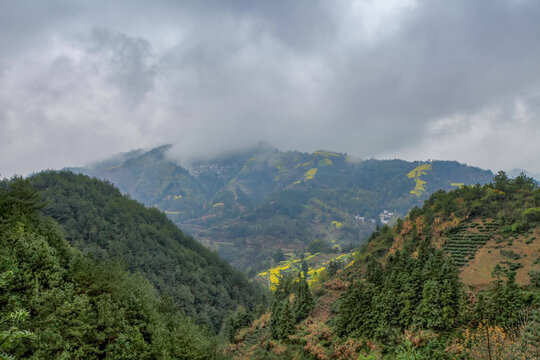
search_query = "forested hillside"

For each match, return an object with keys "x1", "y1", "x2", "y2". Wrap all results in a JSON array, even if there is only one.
[
  {"x1": 227, "y1": 172, "x2": 540, "y2": 359},
  {"x1": 71, "y1": 143, "x2": 493, "y2": 272},
  {"x1": 28, "y1": 171, "x2": 264, "y2": 332},
  {"x1": 2, "y1": 171, "x2": 538, "y2": 359},
  {"x1": 0, "y1": 177, "x2": 223, "y2": 359}
]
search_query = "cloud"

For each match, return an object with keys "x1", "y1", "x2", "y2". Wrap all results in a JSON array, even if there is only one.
[
  {"x1": 1, "y1": 0, "x2": 539, "y2": 177},
  {"x1": 382, "y1": 94, "x2": 540, "y2": 171}
]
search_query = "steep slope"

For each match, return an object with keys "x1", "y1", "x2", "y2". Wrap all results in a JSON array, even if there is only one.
[
  {"x1": 29, "y1": 171, "x2": 263, "y2": 332},
  {"x1": 346, "y1": 171, "x2": 540, "y2": 288},
  {"x1": 227, "y1": 172, "x2": 540, "y2": 359},
  {"x1": 71, "y1": 145, "x2": 209, "y2": 220},
  {"x1": 0, "y1": 177, "x2": 221, "y2": 359},
  {"x1": 71, "y1": 144, "x2": 493, "y2": 271}
]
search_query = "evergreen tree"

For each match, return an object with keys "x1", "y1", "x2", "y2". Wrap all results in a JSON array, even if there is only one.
[
  {"x1": 335, "y1": 280, "x2": 377, "y2": 338},
  {"x1": 293, "y1": 276, "x2": 314, "y2": 322},
  {"x1": 1, "y1": 176, "x2": 44, "y2": 220},
  {"x1": 0, "y1": 272, "x2": 33, "y2": 360},
  {"x1": 336, "y1": 244, "x2": 465, "y2": 341},
  {"x1": 278, "y1": 300, "x2": 295, "y2": 340},
  {"x1": 269, "y1": 301, "x2": 281, "y2": 340},
  {"x1": 477, "y1": 266, "x2": 525, "y2": 331},
  {"x1": 301, "y1": 260, "x2": 308, "y2": 279},
  {"x1": 220, "y1": 313, "x2": 236, "y2": 342},
  {"x1": 269, "y1": 274, "x2": 292, "y2": 340}
]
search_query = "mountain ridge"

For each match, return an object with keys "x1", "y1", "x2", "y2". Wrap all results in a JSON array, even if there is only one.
[{"x1": 70, "y1": 144, "x2": 494, "y2": 272}]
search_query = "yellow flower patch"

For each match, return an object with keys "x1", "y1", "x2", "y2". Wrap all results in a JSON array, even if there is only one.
[{"x1": 304, "y1": 168, "x2": 318, "y2": 180}]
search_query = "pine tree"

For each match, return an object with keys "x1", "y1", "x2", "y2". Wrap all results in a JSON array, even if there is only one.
[
  {"x1": 269, "y1": 301, "x2": 281, "y2": 339},
  {"x1": 293, "y1": 276, "x2": 314, "y2": 322},
  {"x1": 336, "y1": 281, "x2": 377, "y2": 338},
  {"x1": 278, "y1": 300, "x2": 295, "y2": 340},
  {"x1": 220, "y1": 313, "x2": 236, "y2": 342},
  {"x1": 2, "y1": 176, "x2": 44, "y2": 219},
  {"x1": 301, "y1": 260, "x2": 308, "y2": 279},
  {"x1": 270, "y1": 274, "x2": 293, "y2": 340}
]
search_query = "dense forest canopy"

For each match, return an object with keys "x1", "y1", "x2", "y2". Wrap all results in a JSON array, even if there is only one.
[
  {"x1": 0, "y1": 176, "x2": 225, "y2": 359},
  {"x1": 28, "y1": 171, "x2": 265, "y2": 332}
]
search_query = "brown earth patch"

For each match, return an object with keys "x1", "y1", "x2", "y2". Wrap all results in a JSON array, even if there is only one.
[
  {"x1": 310, "y1": 287, "x2": 342, "y2": 323},
  {"x1": 460, "y1": 226, "x2": 540, "y2": 289}
]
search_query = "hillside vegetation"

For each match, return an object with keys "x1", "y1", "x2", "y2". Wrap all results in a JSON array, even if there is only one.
[
  {"x1": 28, "y1": 171, "x2": 264, "y2": 332},
  {"x1": 227, "y1": 172, "x2": 540, "y2": 359},
  {"x1": 72, "y1": 143, "x2": 493, "y2": 272},
  {"x1": 0, "y1": 176, "x2": 223, "y2": 359}
]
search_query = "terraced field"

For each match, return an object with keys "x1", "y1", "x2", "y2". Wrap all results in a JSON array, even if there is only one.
[{"x1": 443, "y1": 219, "x2": 501, "y2": 267}]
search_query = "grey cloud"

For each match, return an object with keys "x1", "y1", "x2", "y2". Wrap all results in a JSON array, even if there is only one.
[
  {"x1": 0, "y1": 1, "x2": 78, "y2": 57},
  {"x1": 1, "y1": 0, "x2": 540, "y2": 177},
  {"x1": 86, "y1": 28, "x2": 156, "y2": 105}
]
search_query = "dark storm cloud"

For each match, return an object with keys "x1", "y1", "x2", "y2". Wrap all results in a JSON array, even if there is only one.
[{"x1": 1, "y1": 0, "x2": 539, "y2": 177}]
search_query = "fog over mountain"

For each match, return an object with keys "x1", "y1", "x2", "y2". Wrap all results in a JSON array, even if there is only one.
[{"x1": 1, "y1": 0, "x2": 540, "y2": 177}]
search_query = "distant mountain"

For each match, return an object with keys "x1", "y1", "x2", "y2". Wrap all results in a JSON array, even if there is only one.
[
  {"x1": 70, "y1": 144, "x2": 493, "y2": 272},
  {"x1": 508, "y1": 168, "x2": 540, "y2": 183}
]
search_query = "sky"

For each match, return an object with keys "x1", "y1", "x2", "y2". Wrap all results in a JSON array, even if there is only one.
[{"x1": 1, "y1": 0, "x2": 539, "y2": 177}]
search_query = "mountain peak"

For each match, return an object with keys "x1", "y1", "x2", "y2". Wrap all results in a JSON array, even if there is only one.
[{"x1": 508, "y1": 168, "x2": 540, "y2": 182}]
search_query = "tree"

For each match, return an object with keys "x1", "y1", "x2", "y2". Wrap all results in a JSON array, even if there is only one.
[
  {"x1": 0, "y1": 272, "x2": 33, "y2": 360},
  {"x1": 301, "y1": 260, "x2": 309, "y2": 279},
  {"x1": 493, "y1": 171, "x2": 509, "y2": 192},
  {"x1": 293, "y1": 276, "x2": 314, "y2": 322},
  {"x1": 336, "y1": 281, "x2": 377, "y2": 338},
  {"x1": 273, "y1": 248, "x2": 285, "y2": 263},
  {"x1": 9, "y1": 176, "x2": 45, "y2": 211},
  {"x1": 277, "y1": 300, "x2": 295, "y2": 340},
  {"x1": 220, "y1": 313, "x2": 236, "y2": 342}
]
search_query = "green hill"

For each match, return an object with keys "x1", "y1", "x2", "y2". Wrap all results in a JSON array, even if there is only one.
[
  {"x1": 28, "y1": 171, "x2": 264, "y2": 332},
  {"x1": 0, "y1": 176, "x2": 222, "y2": 359},
  {"x1": 71, "y1": 144, "x2": 493, "y2": 272},
  {"x1": 227, "y1": 172, "x2": 540, "y2": 359}
]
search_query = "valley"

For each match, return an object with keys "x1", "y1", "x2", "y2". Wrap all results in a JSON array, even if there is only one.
[
  {"x1": 3, "y1": 2, "x2": 539, "y2": 359},
  {"x1": 71, "y1": 143, "x2": 493, "y2": 274},
  {"x1": 1, "y1": 165, "x2": 538, "y2": 359}
]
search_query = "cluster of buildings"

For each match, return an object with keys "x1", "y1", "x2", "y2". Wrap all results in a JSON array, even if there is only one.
[
  {"x1": 354, "y1": 210, "x2": 395, "y2": 225},
  {"x1": 379, "y1": 210, "x2": 394, "y2": 225},
  {"x1": 354, "y1": 215, "x2": 377, "y2": 224}
]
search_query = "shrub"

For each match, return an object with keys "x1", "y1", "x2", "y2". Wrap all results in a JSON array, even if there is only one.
[
  {"x1": 529, "y1": 270, "x2": 540, "y2": 288},
  {"x1": 523, "y1": 207, "x2": 540, "y2": 223},
  {"x1": 500, "y1": 250, "x2": 521, "y2": 260}
]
